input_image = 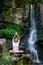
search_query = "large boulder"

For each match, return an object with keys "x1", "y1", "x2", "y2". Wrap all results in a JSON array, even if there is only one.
[
  {"x1": 17, "y1": 54, "x2": 32, "y2": 65},
  {"x1": 0, "y1": 38, "x2": 7, "y2": 52},
  {"x1": 0, "y1": 38, "x2": 7, "y2": 58}
]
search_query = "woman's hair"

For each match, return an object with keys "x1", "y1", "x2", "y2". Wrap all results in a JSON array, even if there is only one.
[
  {"x1": 12, "y1": 34, "x2": 20, "y2": 43},
  {"x1": 13, "y1": 35, "x2": 19, "y2": 42},
  {"x1": 14, "y1": 35, "x2": 18, "y2": 39}
]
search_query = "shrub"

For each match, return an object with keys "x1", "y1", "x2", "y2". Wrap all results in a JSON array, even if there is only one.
[{"x1": 0, "y1": 52, "x2": 15, "y2": 65}]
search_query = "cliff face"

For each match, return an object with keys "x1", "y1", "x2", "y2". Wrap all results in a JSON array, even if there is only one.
[
  {"x1": 40, "y1": 3, "x2": 43, "y2": 27},
  {"x1": 34, "y1": 3, "x2": 43, "y2": 42}
]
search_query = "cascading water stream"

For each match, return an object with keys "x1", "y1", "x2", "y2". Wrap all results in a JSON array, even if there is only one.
[{"x1": 27, "y1": 4, "x2": 40, "y2": 63}]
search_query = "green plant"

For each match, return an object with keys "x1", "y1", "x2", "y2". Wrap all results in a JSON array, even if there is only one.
[
  {"x1": 0, "y1": 52, "x2": 15, "y2": 65},
  {"x1": 2, "y1": 1, "x2": 15, "y2": 22},
  {"x1": 3, "y1": 1, "x2": 12, "y2": 11},
  {"x1": 0, "y1": 23, "x2": 24, "y2": 39}
]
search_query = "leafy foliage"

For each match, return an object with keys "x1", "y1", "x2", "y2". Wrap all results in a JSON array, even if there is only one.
[
  {"x1": 0, "y1": 52, "x2": 15, "y2": 65},
  {"x1": 0, "y1": 23, "x2": 24, "y2": 39},
  {"x1": 2, "y1": 1, "x2": 15, "y2": 22},
  {"x1": 2, "y1": 1, "x2": 12, "y2": 11},
  {"x1": 15, "y1": 0, "x2": 43, "y2": 8},
  {"x1": 15, "y1": 0, "x2": 29, "y2": 7}
]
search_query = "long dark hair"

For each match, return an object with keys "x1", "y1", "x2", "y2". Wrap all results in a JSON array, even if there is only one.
[{"x1": 14, "y1": 35, "x2": 19, "y2": 42}]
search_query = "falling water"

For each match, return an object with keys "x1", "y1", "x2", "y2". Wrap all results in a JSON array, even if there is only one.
[{"x1": 28, "y1": 4, "x2": 40, "y2": 63}]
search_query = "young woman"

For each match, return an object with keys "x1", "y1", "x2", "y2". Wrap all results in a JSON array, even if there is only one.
[{"x1": 9, "y1": 33, "x2": 24, "y2": 55}]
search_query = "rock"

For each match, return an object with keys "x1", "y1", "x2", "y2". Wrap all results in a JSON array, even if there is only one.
[
  {"x1": 22, "y1": 54, "x2": 32, "y2": 65},
  {"x1": 0, "y1": 23, "x2": 6, "y2": 29},
  {"x1": 0, "y1": 38, "x2": 7, "y2": 52},
  {"x1": 0, "y1": 45, "x2": 3, "y2": 58},
  {"x1": 0, "y1": 34, "x2": 4, "y2": 38},
  {"x1": 17, "y1": 54, "x2": 32, "y2": 65},
  {"x1": 0, "y1": 15, "x2": 5, "y2": 23}
]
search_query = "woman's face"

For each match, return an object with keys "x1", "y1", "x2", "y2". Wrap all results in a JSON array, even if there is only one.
[{"x1": 14, "y1": 37, "x2": 18, "y2": 42}]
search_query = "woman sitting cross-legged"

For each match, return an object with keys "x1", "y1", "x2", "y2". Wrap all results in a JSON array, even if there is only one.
[{"x1": 9, "y1": 33, "x2": 24, "y2": 61}]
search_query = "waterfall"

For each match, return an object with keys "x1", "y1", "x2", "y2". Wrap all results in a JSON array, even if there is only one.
[{"x1": 27, "y1": 4, "x2": 40, "y2": 63}]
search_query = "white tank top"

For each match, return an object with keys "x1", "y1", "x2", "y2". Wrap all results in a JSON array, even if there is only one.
[
  {"x1": 12, "y1": 39, "x2": 20, "y2": 52},
  {"x1": 12, "y1": 39, "x2": 20, "y2": 56}
]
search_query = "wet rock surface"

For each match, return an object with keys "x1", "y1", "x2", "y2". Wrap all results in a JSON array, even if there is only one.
[{"x1": 0, "y1": 38, "x2": 7, "y2": 52}]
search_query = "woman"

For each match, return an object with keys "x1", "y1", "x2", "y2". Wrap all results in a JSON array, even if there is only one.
[{"x1": 9, "y1": 33, "x2": 24, "y2": 56}]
